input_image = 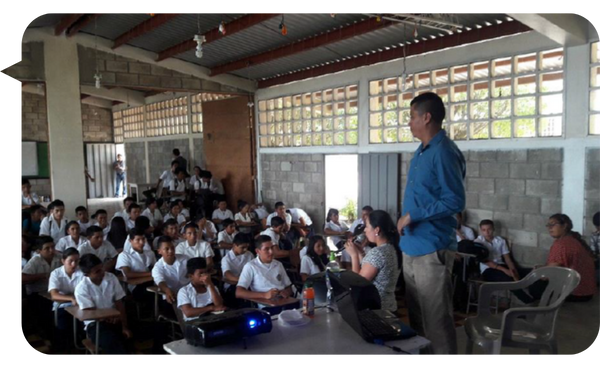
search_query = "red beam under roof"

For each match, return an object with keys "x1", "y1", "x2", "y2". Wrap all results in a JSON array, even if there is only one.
[
  {"x1": 156, "y1": 14, "x2": 279, "y2": 62},
  {"x1": 55, "y1": 14, "x2": 85, "y2": 36},
  {"x1": 66, "y1": 14, "x2": 100, "y2": 37},
  {"x1": 258, "y1": 21, "x2": 531, "y2": 89},
  {"x1": 112, "y1": 14, "x2": 180, "y2": 49},
  {"x1": 210, "y1": 17, "x2": 395, "y2": 77}
]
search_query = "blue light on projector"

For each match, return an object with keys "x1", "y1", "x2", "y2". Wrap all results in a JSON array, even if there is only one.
[{"x1": 249, "y1": 319, "x2": 257, "y2": 328}]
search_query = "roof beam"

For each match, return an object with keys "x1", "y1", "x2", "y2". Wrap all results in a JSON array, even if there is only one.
[
  {"x1": 80, "y1": 85, "x2": 146, "y2": 106},
  {"x1": 258, "y1": 20, "x2": 531, "y2": 89},
  {"x1": 112, "y1": 14, "x2": 180, "y2": 49},
  {"x1": 210, "y1": 17, "x2": 395, "y2": 77},
  {"x1": 507, "y1": 14, "x2": 593, "y2": 46},
  {"x1": 54, "y1": 14, "x2": 85, "y2": 36},
  {"x1": 66, "y1": 14, "x2": 100, "y2": 38},
  {"x1": 23, "y1": 83, "x2": 113, "y2": 108},
  {"x1": 156, "y1": 14, "x2": 279, "y2": 62},
  {"x1": 81, "y1": 95, "x2": 114, "y2": 109}
]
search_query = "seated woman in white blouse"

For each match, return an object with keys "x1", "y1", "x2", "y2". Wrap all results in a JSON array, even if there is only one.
[
  {"x1": 300, "y1": 235, "x2": 330, "y2": 282},
  {"x1": 323, "y1": 208, "x2": 352, "y2": 249}
]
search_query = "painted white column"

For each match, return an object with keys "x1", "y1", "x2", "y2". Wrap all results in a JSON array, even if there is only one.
[{"x1": 44, "y1": 35, "x2": 87, "y2": 214}]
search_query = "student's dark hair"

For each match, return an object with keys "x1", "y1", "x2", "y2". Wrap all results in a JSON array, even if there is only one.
[
  {"x1": 173, "y1": 148, "x2": 180, "y2": 156},
  {"x1": 479, "y1": 219, "x2": 495, "y2": 228},
  {"x1": 94, "y1": 209, "x2": 107, "y2": 217},
  {"x1": 233, "y1": 233, "x2": 250, "y2": 245},
  {"x1": 186, "y1": 257, "x2": 207, "y2": 275},
  {"x1": 193, "y1": 165, "x2": 202, "y2": 173},
  {"x1": 353, "y1": 224, "x2": 366, "y2": 237},
  {"x1": 274, "y1": 201, "x2": 285, "y2": 209},
  {"x1": 123, "y1": 197, "x2": 135, "y2": 205},
  {"x1": 22, "y1": 178, "x2": 31, "y2": 185},
  {"x1": 326, "y1": 208, "x2": 339, "y2": 223},
  {"x1": 107, "y1": 216, "x2": 128, "y2": 250},
  {"x1": 163, "y1": 218, "x2": 179, "y2": 228},
  {"x1": 307, "y1": 235, "x2": 328, "y2": 272},
  {"x1": 129, "y1": 227, "x2": 146, "y2": 239},
  {"x1": 175, "y1": 168, "x2": 186, "y2": 176},
  {"x1": 237, "y1": 200, "x2": 248, "y2": 211},
  {"x1": 184, "y1": 222, "x2": 199, "y2": 232},
  {"x1": 223, "y1": 218, "x2": 235, "y2": 228},
  {"x1": 368, "y1": 210, "x2": 402, "y2": 269},
  {"x1": 65, "y1": 220, "x2": 80, "y2": 235},
  {"x1": 75, "y1": 206, "x2": 87, "y2": 214},
  {"x1": 593, "y1": 212, "x2": 600, "y2": 228},
  {"x1": 86, "y1": 225, "x2": 103, "y2": 238},
  {"x1": 175, "y1": 199, "x2": 184, "y2": 206},
  {"x1": 157, "y1": 236, "x2": 173, "y2": 248},
  {"x1": 410, "y1": 92, "x2": 446, "y2": 125},
  {"x1": 47, "y1": 202, "x2": 55, "y2": 212},
  {"x1": 170, "y1": 201, "x2": 180, "y2": 210},
  {"x1": 271, "y1": 216, "x2": 285, "y2": 228},
  {"x1": 362, "y1": 206, "x2": 374, "y2": 212},
  {"x1": 135, "y1": 215, "x2": 150, "y2": 231},
  {"x1": 34, "y1": 236, "x2": 54, "y2": 251},
  {"x1": 171, "y1": 160, "x2": 179, "y2": 167},
  {"x1": 549, "y1": 214, "x2": 594, "y2": 257},
  {"x1": 62, "y1": 247, "x2": 80, "y2": 260},
  {"x1": 79, "y1": 254, "x2": 102, "y2": 274},
  {"x1": 127, "y1": 203, "x2": 141, "y2": 213},
  {"x1": 145, "y1": 197, "x2": 157, "y2": 207},
  {"x1": 51, "y1": 199, "x2": 65, "y2": 208},
  {"x1": 199, "y1": 170, "x2": 212, "y2": 179},
  {"x1": 29, "y1": 204, "x2": 43, "y2": 214},
  {"x1": 255, "y1": 235, "x2": 273, "y2": 250},
  {"x1": 194, "y1": 210, "x2": 205, "y2": 222}
]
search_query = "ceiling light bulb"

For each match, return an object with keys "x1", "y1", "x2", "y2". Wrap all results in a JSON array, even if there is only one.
[
  {"x1": 219, "y1": 22, "x2": 226, "y2": 35},
  {"x1": 94, "y1": 73, "x2": 102, "y2": 89},
  {"x1": 401, "y1": 73, "x2": 407, "y2": 92},
  {"x1": 280, "y1": 24, "x2": 287, "y2": 36}
]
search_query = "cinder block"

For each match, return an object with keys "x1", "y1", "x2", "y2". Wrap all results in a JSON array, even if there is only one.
[
  {"x1": 497, "y1": 150, "x2": 527, "y2": 162},
  {"x1": 281, "y1": 182, "x2": 293, "y2": 192},
  {"x1": 160, "y1": 77, "x2": 182, "y2": 89},
  {"x1": 182, "y1": 78, "x2": 202, "y2": 90},
  {"x1": 479, "y1": 162, "x2": 509, "y2": 178},
  {"x1": 128, "y1": 63, "x2": 151, "y2": 75},
  {"x1": 528, "y1": 149, "x2": 562, "y2": 162},
  {"x1": 280, "y1": 161, "x2": 292, "y2": 171},
  {"x1": 311, "y1": 154, "x2": 324, "y2": 162},
  {"x1": 467, "y1": 178, "x2": 494, "y2": 193},
  {"x1": 541, "y1": 162, "x2": 562, "y2": 180},
  {"x1": 523, "y1": 213, "x2": 550, "y2": 233},
  {"x1": 495, "y1": 179, "x2": 525, "y2": 195},
  {"x1": 587, "y1": 162, "x2": 600, "y2": 183},
  {"x1": 541, "y1": 198, "x2": 561, "y2": 215},
  {"x1": 492, "y1": 211, "x2": 524, "y2": 230},
  {"x1": 151, "y1": 65, "x2": 173, "y2": 76},
  {"x1": 510, "y1": 163, "x2": 541, "y2": 179},
  {"x1": 292, "y1": 162, "x2": 303, "y2": 172},
  {"x1": 106, "y1": 60, "x2": 129, "y2": 73},
  {"x1": 293, "y1": 182, "x2": 305, "y2": 193},
  {"x1": 288, "y1": 172, "x2": 299, "y2": 182},
  {"x1": 102, "y1": 73, "x2": 116, "y2": 84},
  {"x1": 466, "y1": 162, "x2": 479, "y2": 178},
  {"x1": 312, "y1": 173, "x2": 324, "y2": 184},
  {"x1": 525, "y1": 180, "x2": 559, "y2": 197},
  {"x1": 466, "y1": 192, "x2": 478, "y2": 209},
  {"x1": 299, "y1": 193, "x2": 312, "y2": 203},
  {"x1": 466, "y1": 209, "x2": 494, "y2": 224},
  {"x1": 508, "y1": 196, "x2": 541, "y2": 214},
  {"x1": 478, "y1": 194, "x2": 508, "y2": 210},
  {"x1": 304, "y1": 162, "x2": 318, "y2": 172},
  {"x1": 139, "y1": 75, "x2": 160, "y2": 87},
  {"x1": 585, "y1": 148, "x2": 600, "y2": 163},
  {"x1": 469, "y1": 151, "x2": 497, "y2": 162},
  {"x1": 538, "y1": 233, "x2": 555, "y2": 250},
  {"x1": 299, "y1": 175, "x2": 312, "y2": 183},
  {"x1": 507, "y1": 229, "x2": 538, "y2": 248}
]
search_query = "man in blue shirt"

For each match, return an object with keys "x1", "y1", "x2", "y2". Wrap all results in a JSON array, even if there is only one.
[{"x1": 397, "y1": 92, "x2": 466, "y2": 354}]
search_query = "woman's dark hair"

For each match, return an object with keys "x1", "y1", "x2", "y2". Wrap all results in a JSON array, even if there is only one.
[
  {"x1": 62, "y1": 247, "x2": 80, "y2": 260},
  {"x1": 368, "y1": 210, "x2": 402, "y2": 268},
  {"x1": 593, "y1": 212, "x2": 600, "y2": 228},
  {"x1": 326, "y1": 208, "x2": 339, "y2": 223},
  {"x1": 549, "y1": 213, "x2": 594, "y2": 257},
  {"x1": 65, "y1": 220, "x2": 80, "y2": 236},
  {"x1": 238, "y1": 200, "x2": 248, "y2": 211},
  {"x1": 107, "y1": 216, "x2": 128, "y2": 250},
  {"x1": 307, "y1": 235, "x2": 328, "y2": 272}
]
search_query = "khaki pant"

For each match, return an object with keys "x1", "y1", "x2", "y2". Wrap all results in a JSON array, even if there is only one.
[{"x1": 403, "y1": 249, "x2": 457, "y2": 354}]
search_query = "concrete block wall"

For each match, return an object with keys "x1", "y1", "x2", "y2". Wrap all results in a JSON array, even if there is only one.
[
  {"x1": 81, "y1": 104, "x2": 112, "y2": 142},
  {"x1": 585, "y1": 148, "x2": 600, "y2": 235},
  {"x1": 124, "y1": 142, "x2": 146, "y2": 184},
  {"x1": 192, "y1": 138, "x2": 206, "y2": 170},
  {"x1": 22, "y1": 92, "x2": 48, "y2": 141},
  {"x1": 147, "y1": 139, "x2": 190, "y2": 182},
  {"x1": 3, "y1": 42, "x2": 45, "y2": 81},
  {"x1": 260, "y1": 154, "x2": 326, "y2": 232},
  {"x1": 29, "y1": 178, "x2": 51, "y2": 199}
]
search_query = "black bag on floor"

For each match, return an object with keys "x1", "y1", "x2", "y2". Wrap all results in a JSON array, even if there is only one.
[{"x1": 457, "y1": 240, "x2": 489, "y2": 262}]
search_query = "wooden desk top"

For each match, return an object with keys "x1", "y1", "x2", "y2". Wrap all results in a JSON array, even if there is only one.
[
  {"x1": 65, "y1": 306, "x2": 120, "y2": 322},
  {"x1": 246, "y1": 296, "x2": 299, "y2": 307},
  {"x1": 119, "y1": 275, "x2": 153, "y2": 285}
]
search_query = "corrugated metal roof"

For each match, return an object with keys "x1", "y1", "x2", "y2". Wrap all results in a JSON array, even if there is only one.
[
  {"x1": 27, "y1": 13, "x2": 66, "y2": 28},
  {"x1": 80, "y1": 14, "x2": 152, "y2": 40}
]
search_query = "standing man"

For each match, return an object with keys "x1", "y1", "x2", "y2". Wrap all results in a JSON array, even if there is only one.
[
  {"x1": 396, "y1": 92, "x2": 465, "y2": 354},
  {"x1": 114, "y1": 154, "x2": 127, "y2": 198},
  {"x1": 173, "y1": 148, "x2": 188, "y2": 173}
]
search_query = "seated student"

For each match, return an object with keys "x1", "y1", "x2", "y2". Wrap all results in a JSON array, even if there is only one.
[
  {"x1": 152, "y1": 236, "x2": 190, "y2": 318},
  {"x1": 56, "y1": 221, "x2": 89, "y2": 254},
  {"x1": 178, "y1": 257, "x2": 226, "y2": 321},
  {"x1": 189, "y1": 166, "x2": 203, "y2": 190},
  {"x1": 263, "y1": 202, "x2": 292, "y2": 232},
  {"x1": 300, "y1": 236, "x2": 329, "y2": 282},
  {"x1": 116, "y1": 228, "x2": 157, "y2": 300},
  {"x1": 22, "y1": 235, "x2": 31, "y2": 270},
  {"x1": 340, "y1": 224, "x2": 373, "y2": 270},
  {"x1": 287, "y1": 207, "x2": 314, "y2": 241},
  {"x1": 349, "y1": 206, "x2": 374, "y2": 233},
  {"x1": 123, "y1": 216, "x2": 153, "y2": 253},
  {"x1": 176, "y1": 199, "x2": 191, "y2": 222},
  {"x1": 475, "y1": 219, "x2": 532, "y2": 303},
  {"x1": 221, "y1": 233, "x2": 254, "y2": 306},
  {"x1": 235, "y1": 200, "x2": 259, "y2": 234},
  {"x1": 456, "y1": 212, "x2": 475, "y2": 242},
  {"x1": 75, "y1": 206, "x2": 92, "y2": 234},
  {"x1": 141, "y1": 197, "x2": 163, "y2": 229},
  {"x1": 169, "y1": 168, "x2": 188, "y2": 203},
  {"x1": 22, "y1": 178, "x2": 41, "y2": 209},
  {"x1": 125, "y1": 203, "x2": 142, "y2": 230},
  {"x1": 113, "y1": 197, "x2": 135, "y2": 221},
  {"x1": 48, "y1": 248, "x2": 85, "y2": 349},
  {"x1": 75, "y1": 254, "x2": 131, "y2": 354},
  {"x1": 260, "y1": 216, "x2": 292, "y2": 259},
  {"x1": 152, "y1": 218, "x2": 182, "y2": 250},
  {"x1": 196, "y1": 213, "x2": 218, "y2": 243},
  {"x1": 107, "y1": 216, "x2": 128, "y2": 252},
  {"x1": 251, "y1": 203, "x2": 270, "y2": 223},
  {"x1": 176, "y1": 223, "x2": 214, "y2": 268},
  {"x1": 23, "y1": 204, "x2": 44, "y2": 237},
  {"x1": 78, "y1": 226, "x2": 118, "y2": 271},
  {"x1": 196, "y1": 170, "x2": 225, "y2": 196},
  {"x1": 590, "y1": 212, "x2": 600, "y2": 284},
  {"x1": 156, "y1": 160, "x2": 179, "y2": 197},
  {"x1": 212, "y1": 200, "x2": 234, "y2": 231},
  {"x1": 324, "y1": 208, "x2": 352, "y2": 248},
  {"x1": 92, "y1": 209, "x2": 111, "y2": 240},
  {"x1": 217, "y1": 219, "x2": 238, "y2": 258},
  {"x1": 163, "y1": 201, "x2": 186, "y2": 229},
  {"x1": 40, "y1": 199, "x2": 69, "y2": 244},
  {"x1": 236, "y1": 235, "x2": 293, "y2": 303}
]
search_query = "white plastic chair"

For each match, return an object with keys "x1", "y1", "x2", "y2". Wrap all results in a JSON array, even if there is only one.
[{"x1": 465, "y1": 267, "x2": 581, "y2": 354}]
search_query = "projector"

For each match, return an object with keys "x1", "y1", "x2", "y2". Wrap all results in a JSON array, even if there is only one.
[{"x1": 184, "y1": 308, "x2": 273, "y2": 347}]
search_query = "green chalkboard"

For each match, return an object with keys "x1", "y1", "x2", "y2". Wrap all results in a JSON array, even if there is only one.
[{"x1": 37, "y1": 142, "x2": 49, "y2": 178}]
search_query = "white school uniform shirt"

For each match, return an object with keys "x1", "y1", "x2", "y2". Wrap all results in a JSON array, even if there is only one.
[
  {"x1": 163, "y1": 212, "x2": 186, "y2": 225},
  {"x1": 177, "y1": 283, "x2": 219, "y2": 321},
  {"x1": 289, "y1": 208, "x2": 313, "y2": 226},
  {"x1": 22, "y1": 255, "x2": 62, "y2": 295},
  {"x1": 324, "y1": 221, "x2": 349, "y2": 247},
  {"x1": 92, "y1": 221, "x2": 111, "y2": 240},
  {"x1": 217, "y1": 230, "x2": 238, "y2": 257},
  {"x1": 48, "y1": 266, "x2": 85, "y2": 310},
  {"x1": 160, "y1": 170, "x2": 175, "y2": 189},
  {"x1": 266, "y1": 212, "x2": 292, "y2": 228},
  {"x1": 141, "y1": 208, "x2": 163, "y2": 228},
  {"x1": 474, "y1": 235, "x2": 510, "y2": 273},
  {"x1": 116, "y1": 246, "x2": 157, "y2": 291},
  {"x1": 123, "y1": 235, "x2": 152, "y2": 253},
  {"x1": 40, "y1": 215, "x2": 69, "y2": 244},
  {"x1": 180, "y1": 208, "x2": 190, "y2": 219},
  {"x1": 78, "y1": 241, "x2": 118, "y2": 262},
  {"x1": 202, "y1": 220, "x2": 218, "y2": 242},
  {"x1": 55, "y1": 235, "x2": 89, "y2": 253},
  {"x1": 74, "y1": 273, "x2": 126, "y2": 329},
  {"x1": 175, "y1": 240, "x2": 215, "y2": 259},
  {"x1": 189, "y1": 175, "x2": 201, "y2": 189},
  {"x1": 221, "y1": 251, "x2": 254, "y2": 290},
  {"x1": 237, "y1": 258, "x2": 292, "y2": 293},
  {"x1": 212, "y1": 209, "x2": 234, "y2": 222},
  {"x1": 196, "y1": 178, "x2": 224, "y2": 195},
  {"x1": 22, "y1": 192, "x2": 40, "y2": 206},
  {"x1": 253, "y1": 206, "x2": 269, "y2": 220},
  {"x1": 169, "y1": 178, "x2": 187, "y2": 201},
  {"x1": 456, "y1": 225, "x2": 476, "y2": 243},
  {"x1": 235, "y1": 212, "x2": 253, "y2": 223},
  {"x1": 112, "y1": 209, "x2": 130, "y2": 221},
  {"x1": 260, "y1": 228, "x2": 280, "y2": 246},
  {"x1": 349, "y1": 218, "x2": 364, "y2": 234},
  {"x1": 152, "y1": 254, "x2": 190, "y2": 298},
  {"x1": 300, "y1": 255, "x2": 323, "y2": 277},
  {"x1": 77, "y1": 220, "x2": 92, "y2": 234}
]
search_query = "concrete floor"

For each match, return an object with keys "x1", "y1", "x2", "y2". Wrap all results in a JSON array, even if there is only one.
[{"x1": 87, "y1": 197, "x2": 126, "y2": 219}]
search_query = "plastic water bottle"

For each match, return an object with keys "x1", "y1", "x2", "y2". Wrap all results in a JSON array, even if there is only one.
[
  {"x1": 302, "y1": 282, "x2": 315, "y2": 317},
  {"x1": 325, "y1": 252, "x2": 340, "y2": 311}
]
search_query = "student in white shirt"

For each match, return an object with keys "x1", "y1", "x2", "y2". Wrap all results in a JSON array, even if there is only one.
[
  {"x1": 75, "y1": 254, "x2": 130, "y2": 354},
  {"x1": 78, "y1": 226, "x2": 118, "y2": 271},
  {"x1": 163, "y1": 202, "x2": 186, "y2": 229},
  {"x1": 174, "y1": 199, "x2": 191, "y2": 222},
  {"x1": 55, "y1": 221, "x2": 89, "y2": 254},
  {"x1": 195, "y1": 214, "x2": 217, "y2": 243},
  {"x1": 300, "y1": 235, "x2": 329, "y2": 282},
  {"x1": 196, "y1": 170, "x2": 224, "y2": 195},
  {"x1": 92, "y1": 209, "x2": 111, "y2": 240},
  {"x1": 287, "y1": 207, "x2": 314, "y2": 243},
  {"x1": 212, "y1": 200, "x2": 234, "y2": 231},
  {"x1": 22, "y1": 178, "x2": 40, "y2": 209},
  {"x1": 251, "y1": 203, "x2": 270, "y2": 222},
  {"x1": 106, "y1": 216, "x2": 128, "y2": 251},
  {"x1": 176, "y1": 223, "x2": 214, "y2": 268},
  {"x1": 40, "y1": 199, "x2": 69, "y2": 244},
  {"x1": 112, "y1": 196, "x2": 135, "y2": 222},
  {"x1": 177, "y1": 257, "x2": 225, "y2": 321},
  {"x1": 456, "y1": 212, "x2": 476, "y2": 242},
  {"x1": 235, "y1": 200, "x2": 259, "y2": 234},
  {"x1": 216, "y1": 219, "x2": 238, "y2": 258},
  {"x1": 122, "y1": 216, "x2": 153, "y2": 253},
  {"x1": 349, "y1": 206, "x2": 373, "y2": 233},
  {"x1": 189, "y1": 166, "x2": 203, "y2": 191},
  {"x1": 169, "y1": 169, "x2": 188, "y2": 202},
  {"x1": 260, "y1": 216, "x2": 292, "y2": 260},
  {"x1": 153, "y1": 218, "x2": 182, "y2": 250},
  {"x1": 153, "y1": 236, "x2": 190, "y2": 318},
  {"x1": 156, "y1": 160, "x2": 179, "y2": 196},
  {"x1": 236, "y1": 235, "x2": 293, "y2": 303},
  {"x1": 221, "y1": 233, "x2": 254, "y2": 306},
  {"x1": 125, "y1": 203, "x2": 142, "y2": 230},
  {"x1": 48, "y1": 248, "x2": 85, "y2": 348},
  {"x1": 141, "y1": 197, "x2": 163, "y2": 228},
  {"x1": 324, "y1": 208, "x2": 351, "y2": 248},
  {"x1": 75, "y1": 206, "x2": 92, "y2": 234},
  {"x1": 263, "y1": 201, "x2": 292, "y2": 232},
  {"x1": 116, "y1": 228, "x2": 156, "y2": 299}
]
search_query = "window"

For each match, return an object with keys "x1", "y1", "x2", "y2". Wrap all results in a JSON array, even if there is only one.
[
  {"x1": 146, "y1": 97, "x2": 188, "y2": 137},
  {"x1": 113, "y1": 111, "x2": 123, "y2": 143},
  {"x1": 122, "y1": 107, "x2": 144, "y2": 139},
  {"x1": 368, "y1": 48, "x2": 564, "y2": 143},
  {"x1": 258, "y1": 84, "x2": 359, "y2": 148},
  {"x1": 590, "y1": 42, "x2": 600, "y2": 135}
]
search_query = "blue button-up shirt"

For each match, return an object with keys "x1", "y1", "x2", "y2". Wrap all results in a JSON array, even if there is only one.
[{"x1": 399, "y1": 130, "x2": 466, "y2": 257}]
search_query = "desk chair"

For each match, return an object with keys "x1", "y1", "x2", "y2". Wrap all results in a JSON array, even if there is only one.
[{"x1": 145, "y1": 286, "x2": 181, "y2": 340}]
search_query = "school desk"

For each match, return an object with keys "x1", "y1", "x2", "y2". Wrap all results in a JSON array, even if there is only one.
[{"x1": 65, "y1": 306, "x2": 120, "y2": 354}]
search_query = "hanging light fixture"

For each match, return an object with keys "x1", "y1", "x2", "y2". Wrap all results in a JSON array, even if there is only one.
[
  {"x1": 194, "y1": 15, "x2": 205, "y2": 59},
  {"x1": 219, "y1": 21, "x2": 226, "y2": 35},
  {"x1": 401, "y1": 24, "x2": 408, "y2": 93},
  {"x1": 279, "y1": 15, "x2": 287, "y2": 36},
  {"x1": 93, "y1": 18, "x2": 102, "y2": 89}
]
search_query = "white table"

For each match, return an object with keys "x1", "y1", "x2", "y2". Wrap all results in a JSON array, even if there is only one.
[{"x1": 163, "y1": 308, "x2": 430, "y2": 354}]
